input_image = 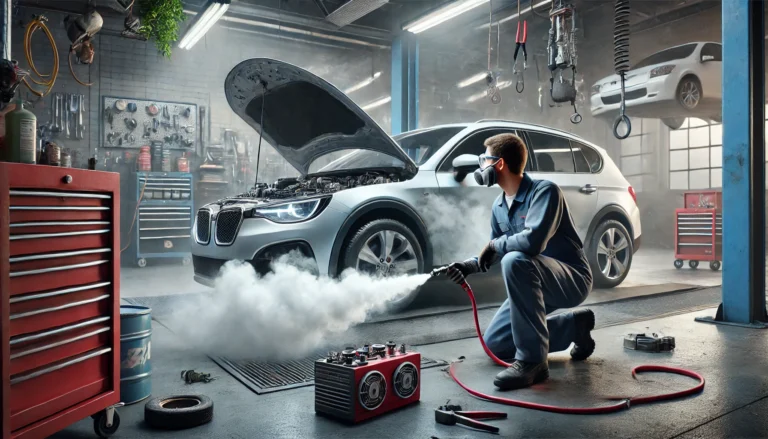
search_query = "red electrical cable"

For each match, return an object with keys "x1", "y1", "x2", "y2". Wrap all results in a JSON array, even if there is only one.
[{"x1": 449, "y1": 280, "x2": 706, "y2": 414}]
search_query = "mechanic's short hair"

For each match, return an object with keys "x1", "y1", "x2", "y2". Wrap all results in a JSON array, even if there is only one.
[{"x1": 484, "y1": 133, "x2": 528, "y2": 174}]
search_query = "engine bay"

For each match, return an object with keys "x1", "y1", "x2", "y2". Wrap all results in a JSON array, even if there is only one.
[{"x1": 231, "y1": 172, "x2": 401, "y2": 201}]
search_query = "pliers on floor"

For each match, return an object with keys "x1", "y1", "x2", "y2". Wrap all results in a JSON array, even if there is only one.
[{"x1": 434, "y1": 404, "x2": 507, "y2": 433}]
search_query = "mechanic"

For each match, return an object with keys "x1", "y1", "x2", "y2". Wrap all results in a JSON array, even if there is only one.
[{"x1": 447, "y1": 133, "x2": 594, "y2": 391}]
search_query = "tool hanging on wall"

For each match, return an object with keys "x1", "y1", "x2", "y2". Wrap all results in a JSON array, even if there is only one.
[
  {"x1": 21, "y1": 15, "x2": 59, "y2": 97},
  {"x1": 513, "y1": 0, "x2": 528, "y2": 93},
  {"x1": 485, "y1": 0, "x2": 502, "y2": 104},
  {"x1": 546, "y1": 0, "x2": 582, "y2": 124},
  {"x1": 612, "y1": 0, "x2": 632, "y2": 139},
  {"x1": 65, "y1": 10, "x2": 103, "y2": 87}
]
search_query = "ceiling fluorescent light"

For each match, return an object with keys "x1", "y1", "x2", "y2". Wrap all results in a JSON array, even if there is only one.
[
  {"x1": 477, "y1": 0, "x2": 550, "y2": 30},
  {"x1": 457, "y1": 72, "x2": 487, "y2": 88},
  {"x1": 344, "y1": 71, "x2": 382, "y2": 94},
  {"x1": 404, "y1": 0, "x2": 489, "y2": 34},
  {"x1": 179, "y1": 1, "x2": 231, "y2": 50},
  {"x1": 362, "y1": 96, "x2": 391, "y2": 111}
]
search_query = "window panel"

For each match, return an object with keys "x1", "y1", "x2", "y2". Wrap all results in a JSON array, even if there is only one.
[
  {"x1": 689, "y1": 148, "x2": 709, "y2": 169},
  {"x1": 711, "y1": 168, "x2": 722, "y2": 188},
  {"x1": 710, "y1": 146, "x2": 722, "y2": 167},
  {"x1": 574, "y1": 142, "x2": 603, "y2": 173},
  {"x1": 670, "y1": 171, "x2": 689, "y2": 190},
  {"x1": 526, "y1": 131, "x2": 575, "y2": 173},
  {"x1": 710, "y1": 124, "x2": 722, "y2": 145},
  {"x1": 642, "y1": 154, "x2": 655, "y2": 174},
  {"x1": 670, "y1": 129, "x2": 689, "y2": 149},
  {"x1": 689, "y1": 169, "x2": 710, "y2": 189},
  {"x1": 689, "y1": 117, "x2": 709, "y2": 128},
  {"x1": 689, "y1": 127, "x2": 710, "y2": 147},
  {"x1": 670, "y1": 150, "x2": 689, "y2": 171},
  {"x1": 621, "y1": 135, "x2": 642, "y2": 156}
]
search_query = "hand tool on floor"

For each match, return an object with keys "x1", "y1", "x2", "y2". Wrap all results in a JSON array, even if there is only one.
[
  {"x1": 435, "y1": 404, "x2": 507, "y2": 434},
  {"x1": 624, "y1": 333, "x2": 675, "y2": 352},
  {"x1": 430, "y1": 266, "x2": 705, "y2": 414}
]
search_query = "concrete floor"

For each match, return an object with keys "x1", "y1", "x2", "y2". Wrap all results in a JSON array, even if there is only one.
[{"x1": 52, "y1": 296, "x2": 768, "y2": 439}]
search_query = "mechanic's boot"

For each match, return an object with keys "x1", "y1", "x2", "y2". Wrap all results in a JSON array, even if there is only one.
[
  {"x1": 493, "y1": 360, "x2": 549, "y2": 390},
  {"x1": 570, "y1": 308, "x2": 595, "y2": 361}
]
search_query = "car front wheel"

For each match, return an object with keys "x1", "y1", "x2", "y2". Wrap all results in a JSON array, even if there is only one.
[
  {"x1": 587, "y1": 219, "x2": 634, "y2": 289},
  {"x1": 342, "y1": 219, "x2": 425, "y2": 311}
]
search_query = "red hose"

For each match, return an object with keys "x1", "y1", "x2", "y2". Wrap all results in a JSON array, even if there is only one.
[{"x1": 449, "y1": 280, "x2": 705, "y2": 414}]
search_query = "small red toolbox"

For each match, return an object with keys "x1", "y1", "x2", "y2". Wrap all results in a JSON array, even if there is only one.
[
  {"x1": 674, "y1": 191, "x2": 722, "y2": 271},
  {"x1": 1, "y1": 163, "x2": 122, "y2": 439}
]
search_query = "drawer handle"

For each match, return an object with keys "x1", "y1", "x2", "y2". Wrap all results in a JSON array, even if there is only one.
[
  {"x1": 10, "y1": 190, "x2": 111, "y2": 199},
  {"x1": 10, "y1": 229, "x2": 110, "y2": 241},
  {"x1": 11, "y1": 294, "x2": 110, "y2": 320},
  {"x1": 10, "y1": 259, "x2": 110, "y2": 278},
  {"x1": 10, "y1": 347, "x2": 112, "y2": 385},
  {"x1": 11, "y1": 316, "x2": 110, "y2": 345},
  {"x1": 11, "y1": 327, "x2": 110, "y2": 359},
  {"x1": 10, "y1": 281, "x2": 111, "y2": 304},
  {"x1": 10, "y1": 221, "x2": 111, "y2": 228},
  {"x1": 10, "y1": 248, "x2": 111, "y2": 264},
  {"x1": 10, "y1": 206, "x2": 110, "y2": 211}
]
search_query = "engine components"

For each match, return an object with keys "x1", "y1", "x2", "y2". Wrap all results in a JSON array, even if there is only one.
[
  {"x1": 612, "y1": 0, "x2": 632, "y2": 139},
  {"x1": 315, "y1": 342, "x2": 420, "y2": 423},
  {"x1": 234, "y1": 172, "x2": 399, "y2": 202},
  {"x1": 546, "y1": 0, "x2": 582, "y2": 124}
]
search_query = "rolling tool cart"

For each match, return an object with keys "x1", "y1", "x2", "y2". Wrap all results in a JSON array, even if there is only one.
[
  {"x1": 674, "y1": 191, "x2": 722, "y2": 271},
  {"x1": 0, "y1": 163, "x2": 123, "y2": 439},
  {"x1": 134, "y1": 172, "x2": 194, "y2": 267}
]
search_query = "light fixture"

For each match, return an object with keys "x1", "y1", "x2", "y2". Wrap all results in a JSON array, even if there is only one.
[
  {"x1": 476, "y1": 0, "x2": 550, "y2": 30},
  {"x1": 179, "y1": 0, "x2": 231, "y2": 50},
  {"x1": 361, "y1": 96, "x2": 391, "y2": 111},
  {"x1": 344, "y1": 72, "x2": 382, "y2": 94},
  {"x1": 466, "y1": 80, "x2": 512, "y2": 102},
  {"x1": 404, "y1": 0, "x2": 489, "y2": 34},
  {"x1": 457, "y1": 72, "x2": 487, "y2": 88}
]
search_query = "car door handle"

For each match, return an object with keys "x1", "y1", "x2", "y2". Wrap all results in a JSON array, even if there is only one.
[{"x1": 580, "y1": 184, "x2": 598, "y2": 194}]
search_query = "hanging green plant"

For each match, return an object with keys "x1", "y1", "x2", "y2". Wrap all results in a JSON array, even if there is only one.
[{"x1": 137, "y1": 0, "x2": 186, "y2": 58}]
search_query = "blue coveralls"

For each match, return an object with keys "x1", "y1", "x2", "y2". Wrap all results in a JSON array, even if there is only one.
[{"x1": 480, "y1": 173, "x2": 593, "y2": 363}]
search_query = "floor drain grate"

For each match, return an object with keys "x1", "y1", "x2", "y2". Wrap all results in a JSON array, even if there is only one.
[{"x1": 211, "y1": 351, "x2": 447, "y2": 394}]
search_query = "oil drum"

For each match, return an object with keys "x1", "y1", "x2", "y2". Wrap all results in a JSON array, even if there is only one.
[{"x1": 120, "y1": 305, "x2": 152, "y2": 404}]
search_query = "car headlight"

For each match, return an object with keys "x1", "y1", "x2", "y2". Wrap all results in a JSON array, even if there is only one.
[
  {"x1": 649, "y1": 64, "x2": 675, "y2": 78},
  {"x1": 251, "y1": 198, "x2": 326, "y2": 223},
  {"x1": 591, "y1": 84, "x2": 601, "y2": 95}
]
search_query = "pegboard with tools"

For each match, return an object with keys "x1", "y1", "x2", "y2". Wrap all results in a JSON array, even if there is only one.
[{"x1": 101, "y1": 96, "x2": 198, "y2": 150}]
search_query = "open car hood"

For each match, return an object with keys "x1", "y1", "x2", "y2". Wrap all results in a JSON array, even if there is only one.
[{"x1": 225, "y1": 58, "x2": 418, "y2": 178}]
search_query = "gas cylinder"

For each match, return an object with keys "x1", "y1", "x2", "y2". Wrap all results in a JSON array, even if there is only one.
[
  {"x1": 4, "y1": 99, "x2": 36, "y2": 164},
  {"x1": 177, "y1": 152, "x2": 189, "y2": 173}
]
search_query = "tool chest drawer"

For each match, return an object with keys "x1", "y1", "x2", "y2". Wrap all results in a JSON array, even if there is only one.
[
  {"x1": 1, "y1": 163, "x2": 121, "y2": 439},
  {"x1": 674, "y1": 209, "x2": 722, "y2": 259}
]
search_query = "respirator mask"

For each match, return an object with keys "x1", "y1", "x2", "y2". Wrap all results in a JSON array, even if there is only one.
[{"x1": 474, "y1": 154, "x2": 501, "y2": 187}]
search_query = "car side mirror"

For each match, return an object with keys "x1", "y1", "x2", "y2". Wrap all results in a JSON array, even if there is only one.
[{"x1": 452, "y1": 154, "x2": 478, "y2": 182}]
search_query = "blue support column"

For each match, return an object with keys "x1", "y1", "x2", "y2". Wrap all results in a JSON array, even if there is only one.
[
  {"x1": 697, "y1": 0, "x2": 767, "y2": 327},
  {"x1": 391, "y1": 34, "x2": 419, "y2": 135}
]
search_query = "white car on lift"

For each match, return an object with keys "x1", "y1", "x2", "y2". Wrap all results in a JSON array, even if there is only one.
[{"x1": 590, "y1": 42, "x2": 722, "y2": 129}]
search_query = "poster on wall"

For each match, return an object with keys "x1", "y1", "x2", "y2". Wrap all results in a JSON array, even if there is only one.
[{"x1": 101, "y1": 96, "x2": 198, "y2": 151}]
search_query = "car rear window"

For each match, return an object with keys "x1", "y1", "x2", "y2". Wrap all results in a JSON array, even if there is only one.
[
  {"x1": 571, "y1": 141, "x2": 603, "y2": 173},
  {"x1": 632, "y1": 43, "x2": 697, "y2": 69}
]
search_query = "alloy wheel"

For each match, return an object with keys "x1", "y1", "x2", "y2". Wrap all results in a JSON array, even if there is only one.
[
  {"x1": 680, "y1": 81, "x2": 701, "y2": 109},
  {"x1": 356, "y1": 230, "x2": 419, "y2": 276},
  {"x1": 596, "y1": 227, "x2": 631, "y2": 280}
]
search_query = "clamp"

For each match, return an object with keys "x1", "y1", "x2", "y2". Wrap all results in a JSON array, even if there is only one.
[
  {"x1": 435, "y1": 404, "x2": 507, "y2": 434},
  {"x1": 623, "y1": 333, "x2": 675, "y2": 353}
]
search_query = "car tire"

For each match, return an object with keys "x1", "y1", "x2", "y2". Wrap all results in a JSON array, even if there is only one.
[
  {"x1": 342, "y1": 219, "x2": 425, "y2": 312},
  {"x1": 676, "y1": 76, "x2": 702, "y2": 111},
  {"x1": 662, "y1": 117, "x2": 686, "y2": 130},
  {"x1": 144, "y1": 395, "x2": 214, "y2": 430},
  {"x1": 587, "y1": 219, "x2": 633, "y2": 289}
]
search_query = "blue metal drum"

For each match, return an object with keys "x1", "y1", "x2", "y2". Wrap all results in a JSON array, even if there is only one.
[{"x1": 120, "y1": 305, "x2": 152, "y2": 404}]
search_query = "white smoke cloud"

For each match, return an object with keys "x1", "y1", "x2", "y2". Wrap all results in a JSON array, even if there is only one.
[
  {"x1": 169, "y1": 253, "x2": 430, "y2": 360},
  {"x1": 418, "y1": 195, "x2": 493, "y2": 262}
]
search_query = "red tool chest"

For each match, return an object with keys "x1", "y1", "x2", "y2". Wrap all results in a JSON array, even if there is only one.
[
  {"x1": 674, "y1": 191, "x2": 722, "y2": 271},
  {"x1": 1, "y1": 163, "x2": 121, "y2": 439}
]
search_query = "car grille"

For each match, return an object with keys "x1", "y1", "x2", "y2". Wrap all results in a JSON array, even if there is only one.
[
  {"x1": 193, "y1": 255, "x2": 227, "y2": 279},
  {"x1": 601, "y1": 87, "x2": 647, "y2": 105},
  {"x1": 196, "y1": 209, "x2": 211, "y2": 244},
  {"x1": 215, "y1": 209, "x2": 242, "y2": 245}
]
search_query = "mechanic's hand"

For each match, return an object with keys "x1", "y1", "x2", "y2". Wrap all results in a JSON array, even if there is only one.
[
  {"x1": 446, "y1": 258, "x2": 481, "y2": 284},
  {"x1": 478, "y1": 241, "x2": 497, "y2": 271}
]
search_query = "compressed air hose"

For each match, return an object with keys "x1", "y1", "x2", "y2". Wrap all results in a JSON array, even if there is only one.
[
  {"x1": 449, "y1": 278, "x2": 705, "y2": 414},
  {"x1": 22, "y1": 16, "x2": 59, "y2": 97}
]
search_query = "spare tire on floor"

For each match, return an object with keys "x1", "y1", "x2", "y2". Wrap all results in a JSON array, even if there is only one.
[{"x1": 144, "y1": 395, "x2": 213, "y2": 430}]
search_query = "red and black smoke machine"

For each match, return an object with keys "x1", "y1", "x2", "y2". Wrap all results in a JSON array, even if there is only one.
[{"x1": 314, "y1": 342, "x2": 420, "y2": 423}]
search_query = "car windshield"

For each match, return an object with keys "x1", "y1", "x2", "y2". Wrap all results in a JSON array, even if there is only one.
[
  {"x1": 632, "y1": 43, "x2": 697, "y2": 69},
  {"x1": 311, "y1": 126, "x2": 465, "y2": 173}
]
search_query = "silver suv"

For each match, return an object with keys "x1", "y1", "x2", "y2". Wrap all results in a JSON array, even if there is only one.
[{"x1": 192, "y1": 59, "x2": 642, "y2": 309}]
